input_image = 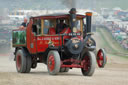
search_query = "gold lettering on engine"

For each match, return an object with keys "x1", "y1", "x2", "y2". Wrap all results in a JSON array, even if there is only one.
[{"x1": 72, "y1": 39, "x2": 80, "y2": 43}]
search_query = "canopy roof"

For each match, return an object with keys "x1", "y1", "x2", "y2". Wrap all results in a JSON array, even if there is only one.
[{"x1": 31, "y1": 13, "x2": 85, "y2": 19}]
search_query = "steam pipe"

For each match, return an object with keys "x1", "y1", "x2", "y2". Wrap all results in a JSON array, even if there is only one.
[
  {"x1": 86, "y1": 12, "x2": 92, "y2": 33},
  {"x1": 70, "y1": 14, "x2": 76, "y2": 32},
  {"x1": 69, "y1": 8, "x2": 77, "y2": 33}
]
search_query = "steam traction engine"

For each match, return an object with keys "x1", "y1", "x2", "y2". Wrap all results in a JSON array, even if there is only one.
[{"x1": 12, "y1": 8, "x2": 107, "y2": 76}]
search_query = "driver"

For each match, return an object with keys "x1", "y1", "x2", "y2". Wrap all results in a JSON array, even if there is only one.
[{"x1": 56, "y1": 19, "x2": 67, "y2": 33}]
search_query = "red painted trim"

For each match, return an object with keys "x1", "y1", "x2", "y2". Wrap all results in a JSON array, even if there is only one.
[
  {"x1": 61, "y1": 64, "x2": 83, "y2": 68},
  {"x1": 62, "y1": 58, "x2": 81, "y2": 64},
  {"x1": 32, "y1": 14, "x2": 85, "y2": 19},
  {"x1": 26, "y1": 19, "x2": 36, "y2": 54},
  {"x1": 61, "y1": 58, "x2": 84, "y2": 68}
]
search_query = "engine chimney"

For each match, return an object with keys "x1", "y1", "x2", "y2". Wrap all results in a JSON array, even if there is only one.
[
  {"x1": 86, "y1": 12, "x2": 92, "y2": 33},
  {"x1": 69, "y1": 8, "x2": 77, "y2": 32}
]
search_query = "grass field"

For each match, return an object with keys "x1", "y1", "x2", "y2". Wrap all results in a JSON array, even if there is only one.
[{"x1": 97, "y1": 28, "x2": 128, "y2": 58}]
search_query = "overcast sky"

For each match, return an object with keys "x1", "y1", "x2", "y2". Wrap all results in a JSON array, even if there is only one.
[{"x1": 0, "y1": 0, "x2": 127, "y2": 11}]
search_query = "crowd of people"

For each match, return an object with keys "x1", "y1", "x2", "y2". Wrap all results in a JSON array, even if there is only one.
[
  {"x1": 103, "y1": 20, "x2": 128, "y2": 50},
  {"x1": 95, "y1": 8, "x2": 128, "y2": 50}
]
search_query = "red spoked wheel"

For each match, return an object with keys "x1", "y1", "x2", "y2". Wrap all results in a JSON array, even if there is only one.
[
  {"x1": 16, "y1": 55, "x2": 22, "y2": 71},
  {"x1": 81, "y1": 52, "x2": 96, "y2": 76},
  {"x1": 16, "y1": 49, "x2": 27, "y2": 73},
  {"x1": 83, "y1": 56, "x2": 90, "y2": 71},
  {"x1": 97, "y1": 49, "x2": 107, "y2": 68},
  {"x1": 16, "y1": 49, "x2": 32, "y2": 73},
  {"x1": 48, "y1": 55, "x2": 55, "y2": 72},
  {"x1": 47, "y1": 50, "x2": 61, "y2": 75}
]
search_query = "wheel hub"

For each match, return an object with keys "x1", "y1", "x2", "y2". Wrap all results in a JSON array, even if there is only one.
[
  {"x1": 17, "y1": 55, "x2": 21, "y2": 70},
  {"x1": 97, "y1": 49, "x2": 107, "y2": 68},
  {"x1": 48, "y1": 55, "x2": 55, "y2": 71}
]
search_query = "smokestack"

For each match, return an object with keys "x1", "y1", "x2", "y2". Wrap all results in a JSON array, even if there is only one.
[
  {"x1": 69, "y1": 8, "x2": 77, "y2": 32},
  {"x1": 86, "y1": 12, "x2": 92, "y2": 33}
]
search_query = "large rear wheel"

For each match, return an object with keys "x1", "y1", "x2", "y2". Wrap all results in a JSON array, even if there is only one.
[
  {"x1": 16, "y1": 49, "x2": 32, "y2": 73},
  {"x1": 47, "y1": 50, "x2": 61, "y2": 75},
  {"x1": 81, "y1": 51, "x2": 96, "y2": 76}
]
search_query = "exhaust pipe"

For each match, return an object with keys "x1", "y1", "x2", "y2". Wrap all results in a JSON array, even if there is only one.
[
  {"x1": 69, "y1": 8, "x2": 77, "y2": 33},
  {"x1": 83, "y1": 12, "x2": 95, "y2": 50},
  {"x1": 86, "y1": 12, "x2": 92, "y2": 33}
]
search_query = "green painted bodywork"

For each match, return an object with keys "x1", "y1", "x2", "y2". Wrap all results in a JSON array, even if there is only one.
[{"x1": 12, "y1": 30, "x2": 26, "y2": 45}]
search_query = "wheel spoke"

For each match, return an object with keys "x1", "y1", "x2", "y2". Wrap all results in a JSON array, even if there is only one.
[
  {"x1": 97, "y1": 49, "x2": 107, "y2": 68},
  {"x1": 17, "y1": 55, "x2": 21, "y2": 70},
  {"x1": 48, "y1": 55, "x2": 55, "y2": 72},
  {"x1": 83, "y1": 56, "x2": 90, "y2": 71}
]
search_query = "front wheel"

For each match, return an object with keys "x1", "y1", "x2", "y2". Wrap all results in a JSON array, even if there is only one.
[
  {"x1": 47, "y1": 50, "x2": 61, "y2": 75},
  {"x1": 97, "y1": 48, "x2": 107, "y2": 68},
  {"x1": 81, "y1": 51, "x2": 96, "y2": 76}
]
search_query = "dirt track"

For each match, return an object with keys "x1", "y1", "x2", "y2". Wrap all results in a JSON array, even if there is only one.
[
  {"x1": 0, "y1": 32, "x2": 128, "y2": 85},
  {"x1": 0, "y1": 52, "x2": 128, "y2": 85}
]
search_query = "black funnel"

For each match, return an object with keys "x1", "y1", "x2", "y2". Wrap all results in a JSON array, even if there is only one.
[
  {"x1": 86, "y1": 12, "x2": 92, "y2": 33},
  {"x1": 69, "y1": 8, "x2": 77, "y2": 32}
]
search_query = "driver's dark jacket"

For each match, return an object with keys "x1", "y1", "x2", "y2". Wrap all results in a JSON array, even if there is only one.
[{"x1": 56, "y1": 23, "x2": 67, "y2": 33}]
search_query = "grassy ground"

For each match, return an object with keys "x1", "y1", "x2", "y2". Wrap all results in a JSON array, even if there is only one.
[
  {"x1": 97, "y1": 28, "x2": 117, "y2": 53},
  {"x1": 97, "y1": 28, "x2": 128, "y2": 58}
]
